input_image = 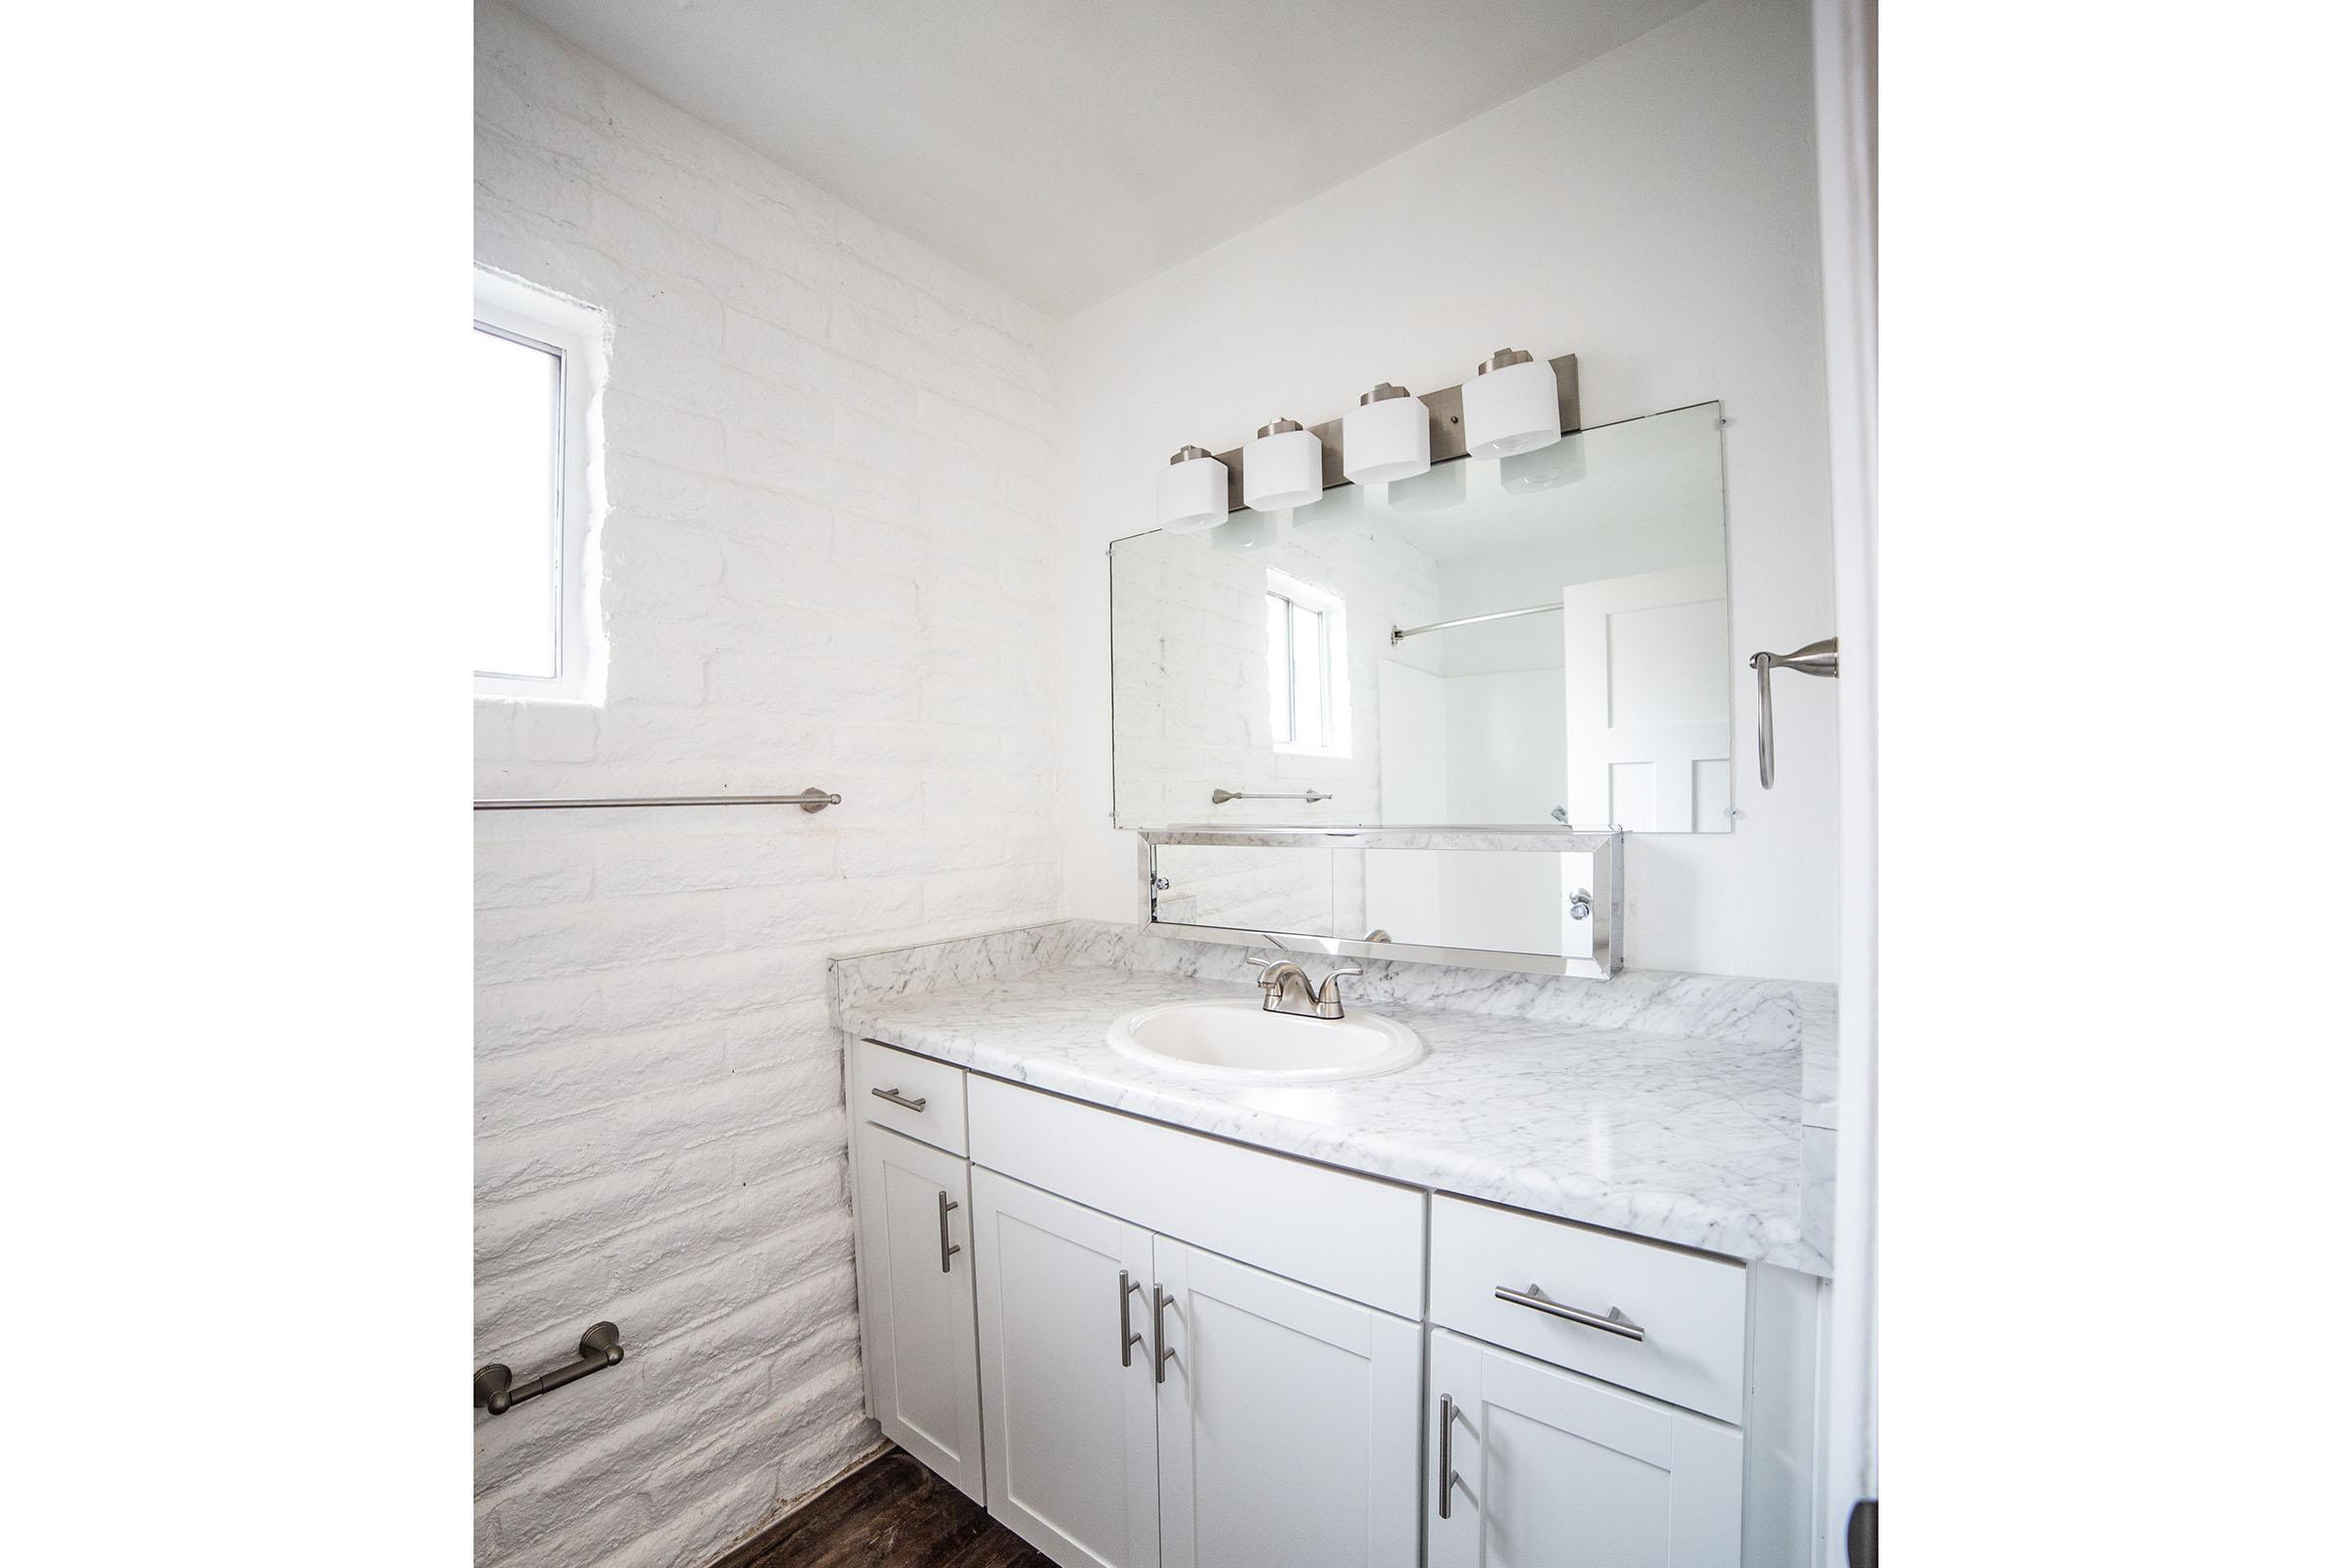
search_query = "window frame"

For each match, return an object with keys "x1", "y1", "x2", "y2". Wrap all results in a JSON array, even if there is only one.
[
  {"x1": 471, "y1": 267, "x2": 605, "y2": 704},
  {"x1": 1264, "y1": 567, "x2": 1351, "y2": 759}
]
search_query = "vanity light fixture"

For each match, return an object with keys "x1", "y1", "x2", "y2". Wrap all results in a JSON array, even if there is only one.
[
  {"x1": 1461, "y1": 348, "x2": 1563, "y2": 460},
  {"x1": 1341, "y1": 383, "x2": 1431, "y2": 485},
  {"x1": 1242, "y1": 417, "x2": 1324, "y2": 511},
  {"x1": 1156, "y1": 445, "x2": 1230, "y2": 532}
]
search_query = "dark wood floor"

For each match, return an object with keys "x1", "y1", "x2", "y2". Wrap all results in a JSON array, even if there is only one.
[{"x1": 711, "y1": 1448, "x2": 1053, "y2": 1568}]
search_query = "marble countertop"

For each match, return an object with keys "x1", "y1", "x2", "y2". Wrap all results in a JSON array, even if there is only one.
[{"x1": 841, "y1": 962, "x2": 1825, "y2": 1276}]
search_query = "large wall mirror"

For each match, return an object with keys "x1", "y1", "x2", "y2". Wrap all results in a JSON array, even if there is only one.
[{"x1": 1111, "y1": 401, "x2": 1733, "y2": 833}]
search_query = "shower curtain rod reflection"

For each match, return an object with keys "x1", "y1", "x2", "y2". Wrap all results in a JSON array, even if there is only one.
[
  {"x1": 1390, "y1": 601, "x2": 1562, "y2": 643},
  {"x1": 473, "y1": 789, "x2": 841, "y2": 813}
]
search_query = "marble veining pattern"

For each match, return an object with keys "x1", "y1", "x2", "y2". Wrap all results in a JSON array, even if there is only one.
[{"x1": 834, "y1": 923, "x2": 1830, "y2": 1276}]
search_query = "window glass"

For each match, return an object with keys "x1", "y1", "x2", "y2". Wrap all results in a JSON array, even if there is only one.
[
  {"x1": 1266, "y1": 593, "x2": 1292, "y2": 744},
  {"x1": 467, "y1": 325, "x2": 563, "y2": 680},
  {"x1": 1290, "y1": 599, "x2": 1327, "y2": 749}
]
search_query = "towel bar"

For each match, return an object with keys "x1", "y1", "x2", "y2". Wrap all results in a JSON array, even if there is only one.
[{"x1": 473, "y1": 789, "x2": 840, "y2": 812}]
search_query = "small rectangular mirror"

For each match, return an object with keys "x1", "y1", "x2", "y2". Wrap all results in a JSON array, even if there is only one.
[
  {"x1": 1112, "y1": 401, "x2": 1732, "y2": 833},
  {"x1": 1144, "y1": 829, "x2": 1622, "y2": 978}
]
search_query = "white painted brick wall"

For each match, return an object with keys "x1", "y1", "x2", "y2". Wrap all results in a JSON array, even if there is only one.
[{"x1": 472, "y1": 6, "x2": 1067, "y2": 1564}]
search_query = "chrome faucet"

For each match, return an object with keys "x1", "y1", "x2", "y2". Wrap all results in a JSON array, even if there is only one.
[{"x1": 1246, "y1": 955, "x2": 1364, "y2": 1020}]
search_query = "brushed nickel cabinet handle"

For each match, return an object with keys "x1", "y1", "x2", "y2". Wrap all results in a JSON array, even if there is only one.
[
  {"x1": 1152, "y1": 1285, "x2": 1175, "y2": 1384},
  {"x1": 1438, "y1": 1393, "x2": 1462, "y2": 1520},
  {"x1": 936, "y1": 1191, "x2": 960, "y2": 1273},
  {"x1": 871, "y1": 1086, "x2": 927, "y2": 1113},
  {"x1": 1119, "y1": 1271, "x2": 1147, "y2": 1367},
  {"x1": 1494, "y1": 1283, "x2": 1645, "y2": 1341}
]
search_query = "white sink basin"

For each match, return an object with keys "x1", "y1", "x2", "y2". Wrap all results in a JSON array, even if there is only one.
[{"x1": 1106, "y1": 999, "x2": 1425, "y2": 1083}]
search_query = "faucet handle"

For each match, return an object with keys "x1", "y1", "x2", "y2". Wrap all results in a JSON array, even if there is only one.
[{"x1": 1311, "y1": 963, "x2": 1361, "y2": 1018}]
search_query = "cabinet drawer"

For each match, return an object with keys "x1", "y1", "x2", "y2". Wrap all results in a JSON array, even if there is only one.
[
  {"x1": 851, "y1": 1037, "x2": 968, "y2": 1156},
  {"x1": 1430, "y1": 1196, "x2": 1745, "y2": 1422},
  {"x1": 968, "y1": 1076, "x2": 1425, "y2": 1318}
]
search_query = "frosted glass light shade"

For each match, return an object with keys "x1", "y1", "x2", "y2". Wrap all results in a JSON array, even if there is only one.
[
  {"x1": 1243, "y1": 419, "x2": 1323, "y2": 511},
  {"x1": 1342, "y1": 384, "x2": 1431, "y2": 485},
  {"x1": 1462, "y1": 350, "x2": 1562, "y2": 460},
  {"x1": 1156, "y1": 447, "x2": 1229, "y2": 532}
]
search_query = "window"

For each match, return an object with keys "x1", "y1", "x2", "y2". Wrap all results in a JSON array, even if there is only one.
[
  {"x1": 1265, "y1": 568, "x2": 1350, "y2": 756},
  {"x1": 471, "y1": 268, "x2": 603, "y2": 701}
]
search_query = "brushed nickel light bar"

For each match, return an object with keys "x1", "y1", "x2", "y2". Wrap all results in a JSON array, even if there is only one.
[{"x1": 1186, "y1": 355, "x2": 1581, "y2": 513}]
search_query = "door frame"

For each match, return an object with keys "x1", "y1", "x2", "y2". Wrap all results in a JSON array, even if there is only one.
[{"x1": 1809, "y1": 0, "x2": 1879, "y2": 1555}]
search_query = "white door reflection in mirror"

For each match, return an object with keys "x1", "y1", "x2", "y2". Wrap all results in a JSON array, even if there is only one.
[{"x1": 1562, "y1": 564, "x2": 1733, "y2": 832}]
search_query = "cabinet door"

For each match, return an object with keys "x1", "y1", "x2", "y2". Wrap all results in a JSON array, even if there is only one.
[
  {"x1": 853, "y1": 1126, "x2": 984, "y2": 1501},
  {"x1": 970, "y1": 1168, "x2": 1160, "y2": 1568},
  {"x1": 1153, "y1": 1238, "x2": 1420, "y2": 1568},
  {"x1": 1428, "y1": 1329, "x2": 1741, "y2": 1568}
]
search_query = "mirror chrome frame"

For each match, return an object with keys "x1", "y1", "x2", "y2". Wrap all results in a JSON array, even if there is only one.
[{"x1": 1139, "y1": 826, "x2": 1624, "y2": 979}]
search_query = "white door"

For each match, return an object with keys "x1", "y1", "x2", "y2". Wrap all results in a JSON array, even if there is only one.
[
  {"x1": 852, "y1": 1126, "x2": 985, "y2": 1501},
  {"x1": 970, "y1": 1168, "x2": 1160, "y2": 1568},
  {"x1": 1153, "y1": 1238, "x2": 1421, "y2": 1568},
  {"x1": 1427, "y1": 1329, "x2": 1741, "y2": 1568},
  {"x1": 1560, "y1": 564, "x2": 1733, "y2": 832}
]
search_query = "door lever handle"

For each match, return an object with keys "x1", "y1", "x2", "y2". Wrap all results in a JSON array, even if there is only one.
[{"x1": 1747, "y1": 637, "x2": 1838, "y2": 789}]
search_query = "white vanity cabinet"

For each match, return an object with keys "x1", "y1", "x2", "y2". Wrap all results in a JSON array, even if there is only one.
[
  {"x1": 852, "y1": 1126, "x2": 985, "y2": 1499},
  {"x1": 848, "y1": 1042, "x2": 986, "y2": 1502},
  {"x1": 1427, "y1": 1329, "x2": 1743, "y2": 1568},
  {"x1": 846, "y1": 1037, "x2": 1815, "y2": 1568},
  {"x1": 964, "y1": 1166, "x2": 1422, "y2": 1568},
  {"x1": 1425, "y1": 1196, "x2": 1751, "y2": 1568},
  {"x1": 967, "y1": 1167, "x2": 1160, "y2": 1568},
  {"x1": 1152, "y1": 1236, "x2": 1421, "y2": 1568}
]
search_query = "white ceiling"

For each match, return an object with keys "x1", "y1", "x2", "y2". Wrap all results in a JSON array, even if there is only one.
[{"x1": 503, "y1": 0, "x2": 1707, "y2": 318}]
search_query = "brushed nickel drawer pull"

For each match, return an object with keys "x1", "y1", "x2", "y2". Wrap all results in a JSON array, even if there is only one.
[
  {"x1": 870, "y1": 1086, "x2": 927, "y2": 1113},
  {"x1": 1119, "y1": 1270, "x2": 1147, "y2": 1367},
  {"x1": 937, "y1": 1191, "x2": 961, "y2": 1273},
  {"x1": 1438, "y1": 1393, "x2": 1464, "y2": 1520},
  {"x1": 1152, "y1": 1285, "x2": 1175, "y2": 1384},
  {"x1": 1494, "y1": 1283, "x2": 1646, "y2": 1342}
]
